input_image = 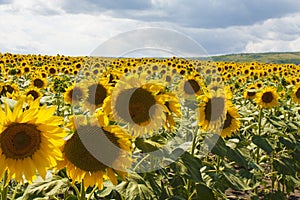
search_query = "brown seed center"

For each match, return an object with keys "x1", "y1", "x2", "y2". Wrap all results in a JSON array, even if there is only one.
[
  {"x1": 184, "y1": 79, "x2": 200, "y2": 95},
  {"x1": 223, "y1": 112, "x2": 233, "y2": 129},
  {"x1": 262, "y1": 91, "x2": 273, "y2": 103},
  {"x1": 64, "y1": 125, "x2": 120, "y2": 172},
  {"x1": 115, "y1": 87, "x2": 156, "y2": 125},
  {"x1": 0, "y1": 123, "x2": 41, "y2": 159},
  {"x1": 33, "y1": 79, "x2": 44, "y2": 88},
  {"x1": 204, "y1": 97, "x2": 225, "y2": 122},
  {"x1": 296, "y1": 88, "x2": 300, "y2": 99}
]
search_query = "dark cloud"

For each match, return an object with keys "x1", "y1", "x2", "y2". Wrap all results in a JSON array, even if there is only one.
[
  {"x1": 127, "y1": 0, "x2": 300, "y2": 28},
  {"x1": 61, "y1": 0, "x2": 152, "y2": 13},
  {"x1": 0, "y1": 0, "x2": 11, "y2": 4},
  {"x1": 60, "y1": 0, "x2": 300, "y2": 28}
]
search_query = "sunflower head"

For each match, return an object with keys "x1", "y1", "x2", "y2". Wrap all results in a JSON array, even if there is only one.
[
  {"x1": 106, "y1": 74, "x2": 167, "y2": 136},
  {"x1": 82, "y1": 78, "x2": 111, "y2": 111},
  {"x1": 0, "y1": 96, "x2": 64, "y2": 183},
  {"x1": 244, "y1": 84, "x2": 258, "y2": 100},
  {"x1": 24, "y1": 86, "x2": 43, "y2": 101},
  {"x1": 255, "y1": 86, "x2": 279, "y2": 108},
  {"x1": 220, "y1": 104, "x2": 240, "y2": 138},
  {"x1": 179, "y1": 73, "x2": 204, "y2": 98},
  {"x1": 59, "y1": 114, "x2": 132, "y2": 189},
  {"x1": 31, "y1": 76, "x2": 47, "y2": 89},
  {"x1": 292, "y1": 85, "x2": 300, "y2": 104},
  {"x1": 198, "y1": 89, "x2": 229, "y2": 131},
  {"x1": 64, "y1": 83, "x2": 88, "y2": 105}
]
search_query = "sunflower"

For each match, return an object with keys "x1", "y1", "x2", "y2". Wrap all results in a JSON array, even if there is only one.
[
  {"x1": 0, "y1": 83, "x2": 19, "y2": 99},
  {"x1": 104, "y1": 74, "x2": 167, "y2": 136},
  {"x1": 59, "y1": 114, "x2": 132, "y2": 189},
  {"x1": 82, "y1": 78, "x2": 111, "y2": 111},
  {"x1": 31, "y1": 75, "x2": 47, "y2": 89},
  {"x1": 24, "y1": 86, "x2": 43, "y2": 101},
  {"x1": 208, "y1": 82, "x2": 233, "y2": 100},
  {"x1": 220, "y1": 104, "x2": 240, "y2": 138},
  {"x1": 178, "y1": 72, "x2": 204, "y2": 98},
  {"x1": 64, "y1": 83, "x2": 88, "y2": 105},
  {"x1": 198, "y1": 89, "x2": 229, "y2": 131},
  {"x1": 292, "y1": 85, "x2": 300, "y2": 104},
  {"x1": 163, "y1": 92, "x2": 182, "y2": 130},
  {"x1": 0, "y1": 96, "x2": 64, "y2": 183},
  {"x1": 255, "y1": 86, "x2": 279, "y2": 108},
  {"x1": 243, "y1": 84, "x2": 258, "y2": 100}
]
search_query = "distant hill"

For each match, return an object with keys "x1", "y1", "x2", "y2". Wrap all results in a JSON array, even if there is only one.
[{"x1": 211, "y1": 52, "x2": 300, "y2": 64}]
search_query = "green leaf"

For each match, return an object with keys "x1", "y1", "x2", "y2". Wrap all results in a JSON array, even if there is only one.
[
  {"x1": 273, "y1": 158, "x2": 296, "y2": 176},
  {"x1": 135, "y1": 138, "x2": 163, "y2": 153},
  {"x1": 265, "y1": 191, "x2": 286, "y2": 200},
  {"x1": 226, "y1": 148, "x2": 248, "y2": 168},
  {"x1": 65, "y1": 195, "x2": 78, "y2": 200},
  {"x1": 96, "y1": 181, "x2": 115, "y2": 198},
  {"x1": 207, "y1": 134, "x2": 229, "y2": 158},
  {"x1": 286, "y1": 122, "x2": 299, "y2": 132},
  {"x1": 116, "y1": 173, "x2": 154, "y2": 200},
  {"x1": 179, "y1": 152, "x2": 202, "y2": 182},
  {"x1": 195, "y1": 183, "x2": 216, "y2": 200},
  {"x1": 279, "y1": 137, "x2": 295, "y2": 150},
  {"x1": 19, "y1": 176, "x2": 70, "y2": 200},
  {"x1": 223, "y1": 172, "x2": 252, "y2": 191},
  {"x1": 252, "y1": 135, "x2": 273, "y2": 154},
  {"x1": 267, "y1": 116, "x2": 285, "y2": 128}
]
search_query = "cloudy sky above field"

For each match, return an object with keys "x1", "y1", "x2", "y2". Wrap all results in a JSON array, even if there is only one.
[{"x1": 0, "y1": 0, "x2": 300, "y2": 56}]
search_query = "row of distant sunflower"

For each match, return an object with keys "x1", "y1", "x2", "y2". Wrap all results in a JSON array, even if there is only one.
[{"x1": 0, "y1": 53, "x2": 300, "y2": 196}]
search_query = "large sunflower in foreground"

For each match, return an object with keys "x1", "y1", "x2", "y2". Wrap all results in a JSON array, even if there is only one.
[
  {"x1": 103, "y1": 74, "x2": 167, "y2": 136},
  {"x1": 292, "y1": 85, "x2": 300, "y2": 104},
  {"x1": 220, "y1": 104, "x2": 240, "y2": 138},
  {"x1": 198, "y1": 89, "x2": 229, "y2": 132},
  {"x1": 0, "y1": 96, "x2": 64, "y2": 183},
  {"x1": 59, "y1": 114, "x2": 132, "y2": 189},
  {"x1": 255, "y1": 86, "x2": 279, "y2": 108}
]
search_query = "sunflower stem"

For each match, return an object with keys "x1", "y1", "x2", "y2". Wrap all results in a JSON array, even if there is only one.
[
  {"x1": 1, "y1": 170, "x2": 8, "y2": 200},
  {"x1": 72, "y1": 184, "x2": 81, "y2": 199},
  {"x1": 256, "y1": 107, "x2": 263, "y2": 164},
  {"x1": 80, "y1": 181, "x2": 86, "y2": 200},
  {"x1": 11, "y1": 183, "x2": 21, "y2": 200},
  {"x1": 187, "y1": 127, "x2": 198, "y2": 200},
  {"x1": 87, "y1": 184, "x2": 98, "y2": 200}
]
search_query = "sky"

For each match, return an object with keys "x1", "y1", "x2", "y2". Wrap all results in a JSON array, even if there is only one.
[{"x1": 0, "y1": 0, "x2": 300, "y2": 56}]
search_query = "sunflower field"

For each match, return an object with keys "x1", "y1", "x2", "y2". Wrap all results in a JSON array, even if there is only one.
[{"x1": 0, "y1": 52, "x2": 299, "y2": 200}]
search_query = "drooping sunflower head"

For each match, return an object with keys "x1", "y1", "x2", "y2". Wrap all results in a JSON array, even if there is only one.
[
  {"x1": 105, "y1": 74, "x2": 167, "y2": 136},
  {"x1": 255, "y1": 86, "x2": 279, "y2": 108},
  {"x1": 292, "y1": 85, "x2": 300, "y2": 104},
  {"x1": 59, "y1": 114, "x2": 132, "y2": 189},
  {"x1": 0, "y1": 96, "x2": 65, "y2": 183}
]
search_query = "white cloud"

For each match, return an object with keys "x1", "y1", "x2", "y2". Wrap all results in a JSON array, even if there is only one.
[
  {"x1": 0, "y1": 0, "x2": 299, "y2": 56},
  {"x1": 244, "y1": 13, "x2": 300, "y2": 53}
]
